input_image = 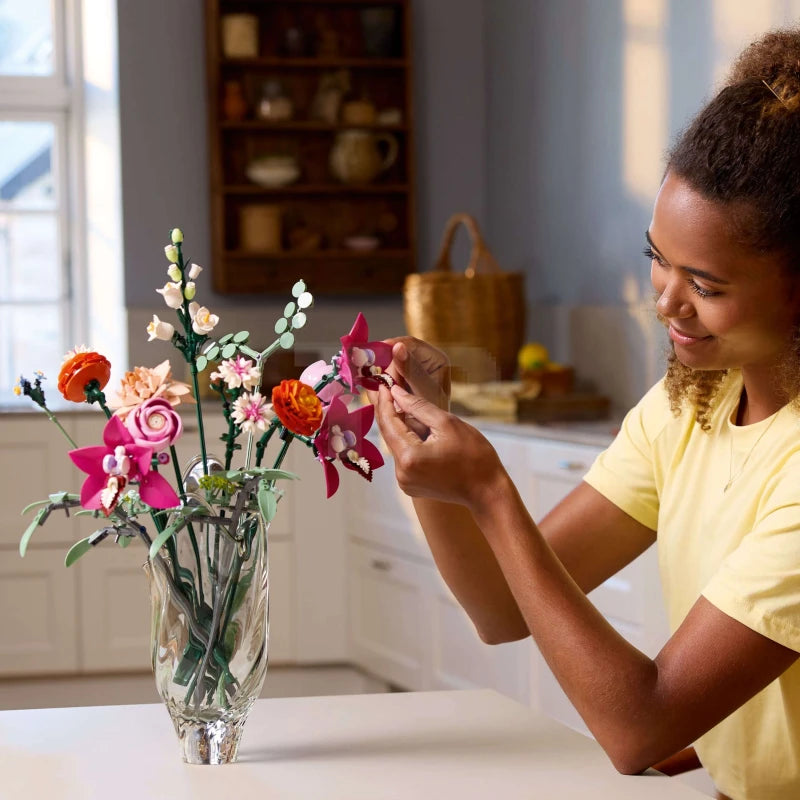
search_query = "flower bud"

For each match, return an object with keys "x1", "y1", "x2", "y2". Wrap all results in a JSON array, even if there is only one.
[
  {"x1": 187, "y1": 263, "x2": 203, "y2": 280},
  {"x1": 167, "y1": 263, "x2": 181, "y2": 281},
  {"x1": 170, "y1": 228, "x2": 183, "y2": 244},
  {"x1": 183, "y1": 281, "x2": 196, "y2": 300},
  {"x1": 147, "y1": 315, "x2": 175, "y2": 342},
  {"x1": 164, "y1": 244, "x2": 179, "y2": 263}
]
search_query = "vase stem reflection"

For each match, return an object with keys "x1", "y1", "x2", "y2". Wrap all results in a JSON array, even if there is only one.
[{"x1": 145, "y1": 486, "x2": 269, "y2": 765}]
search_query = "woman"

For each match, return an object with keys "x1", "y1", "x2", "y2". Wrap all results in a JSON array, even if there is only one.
[{"x1": 373, "y1": 29, "x2": 800, "y2": 800}]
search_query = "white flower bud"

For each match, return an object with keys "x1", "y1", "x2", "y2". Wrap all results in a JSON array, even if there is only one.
[
  {"x1": 157, "y1": 281, "x2": 184, "y2": 309},
  {"x1": 170, "y1": 228, "x2": 183, "y2": 244},
  {"x1": 147, "y1": 315, "x2": 175, "y2": 342},
  {"x1": 183, "y1": 281, "x2": 196, "y2": 300},
  {"x1": 187, "y1": 263, "x2": 203, "y2": 280},
  {"x1": 164, "y1": 244, "x2": 179, "y2": 263},
  {"x1": 167, "y1": 263, "x2": 181, "y2": 281}
]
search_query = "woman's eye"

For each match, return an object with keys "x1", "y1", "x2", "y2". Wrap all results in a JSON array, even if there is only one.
[
  {"x1": 687, "y1": 278, "x2": 720, "y2": 298},
  {"x1": 643, "y1": 245, "x2": 664, "y2": 265}
]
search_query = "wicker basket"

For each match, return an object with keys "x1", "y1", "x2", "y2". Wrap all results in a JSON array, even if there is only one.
[{"x1": 403, "y1": 213, "x2": 525, "y2": 383}]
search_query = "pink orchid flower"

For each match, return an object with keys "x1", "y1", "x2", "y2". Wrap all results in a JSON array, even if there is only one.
[
  {"x1": 335, "y1": 313, "x2": 394, "y2": 392},
  {"x1": 313, "y1": 396, "x2": 384, "y2": 498},
  {"x1": 68, "y1": 415, "x2": 180, "y2": 515},
  {"x1": 299, "y1": 359, "x2": 351, "y2": 405}
]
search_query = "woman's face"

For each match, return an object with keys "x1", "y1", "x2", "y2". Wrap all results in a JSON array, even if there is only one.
[{"x1": 648, "y1": 172, "x2": 800, "y2": 375}]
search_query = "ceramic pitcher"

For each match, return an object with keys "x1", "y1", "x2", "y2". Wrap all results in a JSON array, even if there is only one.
[{"x1": 329, "y1": 130, "x2": 399, "y2": 184}]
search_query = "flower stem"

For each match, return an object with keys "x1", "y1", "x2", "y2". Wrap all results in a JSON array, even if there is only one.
[
  {"x1": 189, "y1": 362, "x2": 209, "y2": 475},
  {"x1": 171, "y1": 444, "x2": 204, "y2": 608},
  {"x1": 42, "y1": 407, "x2": 78, "y2": 448}
]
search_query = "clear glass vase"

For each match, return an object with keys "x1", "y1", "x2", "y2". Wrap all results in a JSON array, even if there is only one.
[{"x1": 145, "y1": 502, "x2": 269, "y2": 765}]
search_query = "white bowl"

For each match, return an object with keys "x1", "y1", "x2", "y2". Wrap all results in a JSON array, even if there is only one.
[
  {"x1": 246, "y1": 159, "x2": 300, "y2": 188},
  {"x1": 343, "y1": 235, "x2": 380, "y2": 252}
]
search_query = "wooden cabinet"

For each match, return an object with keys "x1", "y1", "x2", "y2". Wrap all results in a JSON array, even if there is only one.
[{"x1": 205, "y1": 0, "x2": 416, "y2": 295}]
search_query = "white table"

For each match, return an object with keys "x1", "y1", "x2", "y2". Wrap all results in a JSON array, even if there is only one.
[{"x1": 0, "y1": 689, "x2": 709, "y2": 799}]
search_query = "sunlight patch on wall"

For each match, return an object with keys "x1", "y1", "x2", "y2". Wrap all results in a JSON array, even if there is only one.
[{"x1": 622, "y1": 0, "x2": 668, "y2": 206}]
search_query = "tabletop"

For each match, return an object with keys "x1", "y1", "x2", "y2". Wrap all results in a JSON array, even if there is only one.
[{"x1": 0, "y1": 688, "x2": 709, "y2": 799}]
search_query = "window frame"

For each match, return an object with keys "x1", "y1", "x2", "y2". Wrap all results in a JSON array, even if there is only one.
[{"x1": 0, "y1": 0, "x2": 88, "y2": 402}]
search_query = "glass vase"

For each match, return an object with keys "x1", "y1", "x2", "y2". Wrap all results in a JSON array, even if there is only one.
[{"x1": 145, "y1": 502, "x2": 269, "y2": 765}]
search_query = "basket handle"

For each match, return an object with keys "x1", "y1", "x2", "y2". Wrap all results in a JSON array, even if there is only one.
[{"x1": 433, "y1": 213, "x2": 502, "y2": 278}]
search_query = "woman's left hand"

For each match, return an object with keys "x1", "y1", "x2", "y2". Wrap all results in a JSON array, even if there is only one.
[{"x1": 375, "y1": 383, "x2": 505, "y2": 511}]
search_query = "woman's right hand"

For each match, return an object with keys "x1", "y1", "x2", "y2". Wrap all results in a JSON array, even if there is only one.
[{"x1": 377, "y1": 336, "x2": 451, "y2": 440}]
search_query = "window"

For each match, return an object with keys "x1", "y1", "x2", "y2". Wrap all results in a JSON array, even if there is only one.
[{"x1": 0, "y1": 0, "x2": 84, "y2": 407}]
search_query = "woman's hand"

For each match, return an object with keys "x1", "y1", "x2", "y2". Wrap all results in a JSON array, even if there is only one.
[{"x1": 375, "y1": 383, "x2": 506, "y2": 511}]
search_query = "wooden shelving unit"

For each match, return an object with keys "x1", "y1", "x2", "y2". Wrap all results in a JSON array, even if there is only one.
[{"x1": 205, "y1": 0, "x2": 416, "y2": 295}]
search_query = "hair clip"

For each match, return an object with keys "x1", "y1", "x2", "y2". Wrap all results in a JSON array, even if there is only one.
[{"x1": 762, "y1": 79, "x2": 790, "y2": 109}]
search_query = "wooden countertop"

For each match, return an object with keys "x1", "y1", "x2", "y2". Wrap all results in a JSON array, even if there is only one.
[{"x1": 0, "y1": 689, "x2": 708, "y2": 799}]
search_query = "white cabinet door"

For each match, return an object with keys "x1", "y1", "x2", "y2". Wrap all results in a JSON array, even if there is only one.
[
  {"x1": 428, "y1": 572, "x2": 531, "y2": 704},
  {"x1": 267, "y1": 537, "x2": 294, "y2": 664},
  {"x1": 78, "y1": 539, "x2": 152, "y2": 672},
  {"x1": 0, "y1": 547, "x2": 79, "y2": 675},
  {"x1": 348, "y1": 541, "x2": 432, "y2": 690}
]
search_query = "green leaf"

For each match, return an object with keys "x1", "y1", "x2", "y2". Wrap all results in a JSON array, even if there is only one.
[
  {"x1": 274, "y1": 317, "x2": 288, "y2": 334},
  {"x1": 205, "y1": 344, "x2": 220, "y2": 361},
  {"x1": 221, "y1": 343, "x2": 237, "y2": 359},
  {"x1": 65, "y1": 537, "x2": 93, "y2": 567},
  {"x1": 148, "y1": 520, "x2": 182, "y2": 560},
  {"x1": 297, "y1": 291, "x2": 313, "y2": 309},
  {"x1": 233, "y1": 330, "x2": 249, "y2": 343},
  {"x1": 117, "y1": 536, "x2": 132, "y2": 549},
  {"x1": 196, "y1": 354, "x2": 208, "y2": 372},
  {"x1": 283, "y1": 301, "x2": 296, "y2": 318},
  {"x1": 257, "y1": 482, "x2": 278, "y2": 523},
  {"x1": 74, "y1": 509, "x2": 102, "y2": 518},
  {"x1": 291, "y1": 312, "x2": 307, "y2": 329},
  {"x1": 19, "y1": 507, "x2": 48, "y2": 557},
  {"x1": 219, "y1": 333, "x2": 233, "y2": 345},
  {"x1": 291, "y1": 279, "x2": 306, "y2": 297},
  {"x1": 225, "y1": 467, "x2": 297, "y2": 481},
  {"x1": 21, "y1": 499, "x2": 50, "y2": 516},
  {"x1": 279, "y1": 332, "x2": 295, "y2": 349},
  {"x1": 49, "y1": 491, "x2": 78, "y2": 505}
]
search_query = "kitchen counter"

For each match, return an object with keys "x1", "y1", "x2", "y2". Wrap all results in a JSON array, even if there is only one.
[
  {"x1": 0, "y1": 689, "x2": 708, "y2": 799},
  {"x1": 469, "y1": 414, "x2": 620, "y2": 447}
]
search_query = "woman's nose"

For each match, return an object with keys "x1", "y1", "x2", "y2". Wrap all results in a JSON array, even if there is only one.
[{"x1": 655, "y1": 284, "x2": 693, "y2": 319}]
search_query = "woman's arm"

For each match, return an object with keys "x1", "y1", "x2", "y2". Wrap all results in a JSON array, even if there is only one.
[
  {"x1": 376, "y1": 384, "x2": 799, "y2": 773},
  {"x1": 381, "y1": 338, "x2": 656, "y2": 644}
]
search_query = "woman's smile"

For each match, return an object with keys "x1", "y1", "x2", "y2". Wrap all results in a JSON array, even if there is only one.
[{"x1": 667, "y1": 325, "x2": 713, "y2": 346}]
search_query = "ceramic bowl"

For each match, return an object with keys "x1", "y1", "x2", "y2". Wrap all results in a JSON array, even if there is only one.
[
  {"x1": 343, "y1": 235, "x2": 380, "y2": 252},
  {"x1": 245, "y1": 157, "x2": 300, "y2": 188}
]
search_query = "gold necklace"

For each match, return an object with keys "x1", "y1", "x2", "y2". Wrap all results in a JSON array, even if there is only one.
[{"x1": 723, "y1": 413, "x2": 779, "y2": 493}]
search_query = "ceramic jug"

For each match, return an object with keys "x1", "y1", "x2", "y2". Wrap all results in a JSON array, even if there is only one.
[{"x1": 329, "y1": 130, "x2": 398, "y2": 184}]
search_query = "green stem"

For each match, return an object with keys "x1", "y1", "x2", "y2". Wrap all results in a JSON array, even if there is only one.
[
  {"x1": 171, "y1": 444, "x2": 204, "y2": 608},
  {"x1": 255, "y1": 423, "x2": 279, "y2": 466},
  {"x1": 189, "y1": 362, "x2": 209, "y2": 476},
  {"x1": 42, "y1": 407, "x2": 78, "y2": 448}
]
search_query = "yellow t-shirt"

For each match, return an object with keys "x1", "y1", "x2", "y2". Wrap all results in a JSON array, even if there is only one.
[{"x1": 583, "y1": 370, "x2": 800, "y2": 800}]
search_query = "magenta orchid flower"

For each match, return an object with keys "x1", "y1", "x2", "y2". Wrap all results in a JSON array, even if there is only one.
[
  {"x1": 313, "y1": 396, "x2": 384, "y2": 498},
  {"x1": 336, "y1": 313, "x2": 394, "y2": 392},
  {"x1": 68, "y1": 415, "x2": 180, "y2": 516}
]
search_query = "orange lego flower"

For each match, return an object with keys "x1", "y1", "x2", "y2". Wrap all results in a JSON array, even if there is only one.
[
  {"x1": 271, "y1": 379, "x2": 323, "y2": 436},
  {"x1": 57, "y1": 348, "x2": 112, "y2": 403}
]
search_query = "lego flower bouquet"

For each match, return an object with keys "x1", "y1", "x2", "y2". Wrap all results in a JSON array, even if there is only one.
[{"x1": 15, "y1": 228, "x2": 393, "y2": 764}]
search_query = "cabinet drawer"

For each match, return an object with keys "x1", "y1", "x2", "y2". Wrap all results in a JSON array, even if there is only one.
[
  {"x1": 348, "y1": 541, "x2": 431, "y2": 690},
  {"x1": 527, "y1": 439, "x2": 603, "y2": 478}
]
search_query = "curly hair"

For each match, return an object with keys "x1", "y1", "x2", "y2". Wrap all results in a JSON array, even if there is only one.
[{"x1": 662, "y1": 28, "x2": 800, "y2": 428}]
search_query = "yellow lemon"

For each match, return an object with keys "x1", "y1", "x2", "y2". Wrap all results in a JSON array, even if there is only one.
[{"x1": 518, "y1": 342, "x2": 550, "y2": 371}]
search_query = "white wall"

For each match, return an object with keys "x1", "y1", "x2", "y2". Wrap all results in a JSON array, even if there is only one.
[{"x1": 485, "y1": 0, "x2": 800, "y2": 412}]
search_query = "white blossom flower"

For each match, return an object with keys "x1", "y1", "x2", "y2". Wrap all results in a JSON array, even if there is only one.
[
  {"x1": 188, "y1": 263, "x2": 203, "y2": 280},
  {"x1": 188, "y1": 302, "x2": 219, "y2": 335},
  {"x1": 171, "y1": 228, "x2": 183, "y2": 244},
  {"x1": 183, "y1": 281, "x2": 196, "y2": 300},
  {"x1": 210, "y1": 357, "x2": 261, "y2": 391},
  {"x1": 231, "y1": 391, "x2": 271, "y2": 434},
  {"x1": 167, "y1": 263, "x2": 181, "y2": 282},
  {"x1": 164, "y1": 244, "x2": 179, "y2": 263},
  {"x1": 157, "y1": 281, "x2": 184, "y2": 309},
  {"x1": 147, "y1": 315, "x2": 175, "y2": 342}
]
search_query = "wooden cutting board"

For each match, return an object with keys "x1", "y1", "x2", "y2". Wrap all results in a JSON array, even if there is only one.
[{"x1": 516, "y1": 392, "x2": 610, "y2": 423}]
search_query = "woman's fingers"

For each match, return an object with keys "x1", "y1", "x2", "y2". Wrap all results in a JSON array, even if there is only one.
[
  {"x1": 374, "y1": 385, "x2": 423, "y2": 451},
  {"x1": 389, "y1": 384, "x2": 448, "y2": 428}
]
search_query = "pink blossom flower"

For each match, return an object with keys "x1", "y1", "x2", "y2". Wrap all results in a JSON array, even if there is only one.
[
  {"x1": 231, "y1": 391, "x2": 271, "y2": 434},
  {"x1": 210, "y1": 356, "x2": 261, "y2": 391},
  {"x1": 313, "y1": 396, "x2": 384, "y2": 498},
  {"x1": 126, "y1": 397, "x2": 183, "y2": 452},
  {"x1": 336, "y1": 313, "x2": 393, "y2": 392},
  {"x1": 68, "y1": 416, "x2": 180, "y2": 515},
  {"x1": 299, "y1": 359, "x2": 348, "y2": 405}
]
